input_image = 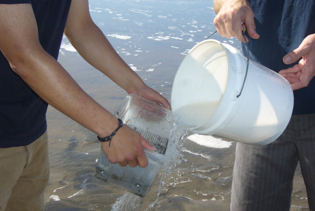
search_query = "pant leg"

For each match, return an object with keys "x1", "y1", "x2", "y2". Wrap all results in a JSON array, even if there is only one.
[
  {"x1": 230, "y1": 118, "x2": 299, "y2": 211},
  {"x1": 1, "y1": 132, "x2": 49, "y2": 211},
  {"x1": 295, "y1": 114, "x2": 315, "y2": 211},
  {"x1": 0, "y1": 142, "x2": 28, "y2": 211}
]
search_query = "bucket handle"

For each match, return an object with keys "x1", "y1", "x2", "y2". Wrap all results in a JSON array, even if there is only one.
[{"x1": 206, "y1": 26, "x2": 249, "y2": 98}]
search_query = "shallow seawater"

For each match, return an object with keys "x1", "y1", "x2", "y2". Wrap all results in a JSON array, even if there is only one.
[{"x1": 44, "y1": 0, "x2": 309, "y2": 210}]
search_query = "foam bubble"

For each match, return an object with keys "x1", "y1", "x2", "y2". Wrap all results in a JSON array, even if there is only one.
[
  {"x1": 171, "y1": 37, "x2": 183, "y2": 40},
  {"x1": 107, "y1": 34, "x2": 132, "y2": 40},
  {"x1": 50, "y1": 195, "x2": 60, "y2": 201},
  {"x1": 60, "y1": 43, "x2": 77, "y2": 52},
  {"x1": 187, "y1": 134, "x2": 232, "y2": 149},
  {"x1": 129, "y1": 64, "x2": 141, "y2": 72}
]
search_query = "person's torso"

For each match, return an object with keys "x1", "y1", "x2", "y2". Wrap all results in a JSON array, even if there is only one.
[
  {"x1": 0, "y1": 0, "x2": 72, "y2": 147},
  {"x1": 244, "y1": 0, "x2": 315, "y2": 115}
]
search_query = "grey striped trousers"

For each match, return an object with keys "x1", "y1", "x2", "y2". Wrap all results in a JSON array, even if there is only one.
[{"x1": 231, "y1": 114, "x2": 315, "y2": 211}]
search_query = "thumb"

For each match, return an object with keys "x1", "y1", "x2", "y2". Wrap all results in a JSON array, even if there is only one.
[
  {"x1": 244, "y1": 12, "x2": 259, "y2": 39},
  {"x1": 283, "y1": 44, "x2": 309, "y2": 65}
]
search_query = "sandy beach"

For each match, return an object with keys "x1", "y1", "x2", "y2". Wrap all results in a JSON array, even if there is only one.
[{"x1": 44, "y1": 0, "x2": 309, "y2": 210}]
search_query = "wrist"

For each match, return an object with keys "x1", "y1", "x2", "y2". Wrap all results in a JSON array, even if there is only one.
[
  {"x1": 97, "y1": 118, "x2": 123, "y2": 146},
  {"x1": 126, "y1": 81, "x2": 146, "y2": 95},
  {"x1": 95, "y1": 114, "x2": 120, "y2": 137}
]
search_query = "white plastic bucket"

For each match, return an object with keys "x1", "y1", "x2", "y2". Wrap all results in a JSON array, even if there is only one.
[{"x1": 171, "y1": 39, "x2": 294, "y2": 145}]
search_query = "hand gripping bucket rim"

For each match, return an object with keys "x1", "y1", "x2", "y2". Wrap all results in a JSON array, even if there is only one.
[{"x1": 171, "y1": 39, "x2": 294, "y2": 145}]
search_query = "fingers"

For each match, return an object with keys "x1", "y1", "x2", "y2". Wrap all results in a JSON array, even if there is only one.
[
  {"x1": 280, "y1": 73, "x2": 302, "y2": 90},
  {"x1": 283, "y1": 35, "x2": 315, "y2": 65},
  {"x1": 234, "y1": 23, "x2": 247, "y2": 43},
  {"x1": 102, "y1": 126, "x2": 149, "y2": 168},
  {"x1": 156, "y1": 94, "x2": 171, "y2": 110},
  {"x1": 119, "y1": 144, "x2": 148, "y2": 168},
  {"x1": 279, "y1": 62, "x2": 312, "y2": 90},
  {"x1": 296, "y1": 65, "x2": 314, "y2": 90},
  {"x1": 136, "y1": 148, "x2": 149, "y2": 168},
  {"x1": 214, "y1": 14, "x2": 236, "y2": 39},
  {"x1": 131, "y1": 86, "x2": 171, "y2": 110},
  {"x1": 107, "y1": 147, "x2": 146, "y2": 168},
  {"x1": 291, "y1": 80, "x2": 310, "y2": 90},
  {"x1": 141, "y1": 137, "x2": 156, "y2": 151},
  {"x1": 213, "y1": 0, "x2": 259, "y2": 43},
  {"x1": 119, "y1": 159, "x2": 139, "y2": 168},
  {"x1": 214, "y1": 18, "x2": 247, "y2": 42},
  {"x1": 283, "y1": 48, "x2": 307, "y2": 65},
  {"x1": 279, "y1": 64, "x2": 301, "y2": 74},
  {"x1": 119, "y1": 161, "x2": 128, "y2": 167},
  {"x1": 214, "y1": 17, "x2": 249, "y2": 43},
  {"x1": 280, "y1": 34, "x2": 315, "y2": 90},
  {"x1": 244, "y1": 13, "x2": 259, "y2": 40}
]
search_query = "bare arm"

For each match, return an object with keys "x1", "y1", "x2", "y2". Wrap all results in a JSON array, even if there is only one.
[
  {"x1": 0, "y1": 3, "x2": 156, "y2": 168},
  {"x1": 64, "y1": 0, "x2": 170, "y2": 108}
]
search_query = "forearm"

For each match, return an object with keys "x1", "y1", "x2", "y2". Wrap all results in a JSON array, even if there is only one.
[
  {"x1": 65, "y1": 21, "x2": 145, "y2": 94},
  {"x1": 11, "y1": 49, "x2": 118, "y2": 138}
]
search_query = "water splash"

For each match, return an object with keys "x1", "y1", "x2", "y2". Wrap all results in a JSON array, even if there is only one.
[
  {"x1": 112, "y1": 192, "x2": 142, "y2": 211},
  {"x1": 110, "y1": 123, "x2": 191, "y2": 211},
  {"x1": 145, "y1": 123, "x2": 191, "y2": 210}
]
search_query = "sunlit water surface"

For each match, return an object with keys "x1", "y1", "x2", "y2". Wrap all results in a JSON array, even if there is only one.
[{"x1": 44, "y1": 0, "x2": 308, "y2": 210}]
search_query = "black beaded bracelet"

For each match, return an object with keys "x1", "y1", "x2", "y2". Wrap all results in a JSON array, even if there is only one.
[{"x1": 97, "y1": 118, "x2": 123, "y2": 146}]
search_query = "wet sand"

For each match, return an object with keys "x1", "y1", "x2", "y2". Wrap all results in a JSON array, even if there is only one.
[{"x1": 44, "y1": 0, "x2": 309, "y2": 210}]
